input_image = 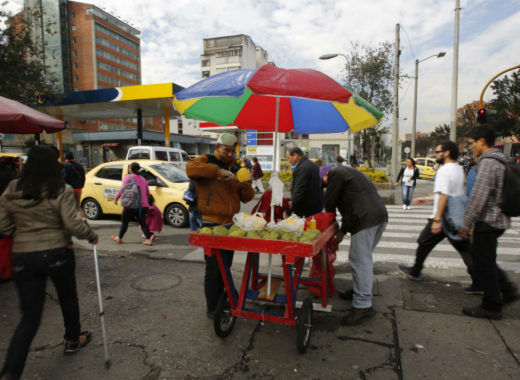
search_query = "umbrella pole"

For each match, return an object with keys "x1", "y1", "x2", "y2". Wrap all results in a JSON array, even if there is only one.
[{"x1": 267, "y1": 97, "x2": 281, "y2": 297}]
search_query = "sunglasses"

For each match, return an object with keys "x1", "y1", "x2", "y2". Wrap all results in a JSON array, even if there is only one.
[{"x1": 434, "y1": 150, "x2": 444, "y2": 154}]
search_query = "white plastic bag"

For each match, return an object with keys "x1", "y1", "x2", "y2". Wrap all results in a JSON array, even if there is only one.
[
  {"x1": 274, "y1": 215, "x2": 306, "y2": 236},
  {"x1": 269, "y1": 171, "x2": 284, "y2": 207},
  {"x1": 232, "y1": 212, "x2": 267, "y2": 232}
]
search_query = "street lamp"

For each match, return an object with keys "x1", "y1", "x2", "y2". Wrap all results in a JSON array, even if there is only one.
[
  {"x1": 411, "y1": 51, "x2": 446, "y2": 157},
  {"x1": 319, "y1": 53, "x2": 352, "y2": 165}
]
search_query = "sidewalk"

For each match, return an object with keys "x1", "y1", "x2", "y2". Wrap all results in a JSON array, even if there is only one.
[{"x1": 2, "y1": 215, "x2": 519, "y2": 379}]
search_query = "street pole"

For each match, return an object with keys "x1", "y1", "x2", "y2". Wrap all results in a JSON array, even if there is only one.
[
  {"x1": 411, "y1": 58, "x2": 419, "y2": 158},
  {"x1": 449, "y1": 0, "x2": 460, "y2": 142},
  {"x1": 391, "y1": 24, "x2": 400, "y2": 184}
]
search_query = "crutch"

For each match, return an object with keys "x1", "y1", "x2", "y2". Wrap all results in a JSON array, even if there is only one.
[{"x1": 93, "y1": 244, "x2": 111, "y2": 368}]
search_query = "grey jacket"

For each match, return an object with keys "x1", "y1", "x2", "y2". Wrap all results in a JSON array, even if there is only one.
[{"x1": 0, "y1": 179, "x2": 97, "y2": 253}]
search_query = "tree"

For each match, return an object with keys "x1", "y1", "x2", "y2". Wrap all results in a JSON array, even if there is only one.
[
  {"x1": 430, "y1": 124, "x2": 450, "y2": 145},
  {"x1": 0, "y1": 4, "x2": 56, "y2": 105},
  {"x1": 341, "y1": 41, "x2": 394, "y2": 163},
  {"x1": 490, "y1": 69, "x2": 520, "y2": 140}
]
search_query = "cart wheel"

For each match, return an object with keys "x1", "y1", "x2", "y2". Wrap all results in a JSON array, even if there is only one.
[
  {"x1": 214, "y1": 292, "x2": 236, "y2": 338},
  {"x1": 296, "y1": 298, "x2": 313, "y2": 353}
]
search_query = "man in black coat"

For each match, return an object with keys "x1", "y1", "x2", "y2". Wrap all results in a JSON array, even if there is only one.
[
  {"x1": 63, "y1": 152, "x2": 86, "y2": 214},
  {"x1": 286, "y1": 147, "x2": 323, "y2": 217},
  {"x1": 321, "y1": 165, "x2": 388, "y2": 325}
]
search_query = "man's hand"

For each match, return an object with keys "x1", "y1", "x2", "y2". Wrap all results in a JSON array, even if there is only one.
[
  {"x1": 91, "y1": 234, "x2": 99, "y2": 245},
  {"x1": 335, "y1": 231, "x2": 345, "y2": 245},
  {"x1": 458, "y1": 228, "x2": 469, "y2": 239},
  {"x1": 114, "y1": 198, "x2": 118, "y2": 205},
  {"x1": 218, "y1": 169, "x2": 235, "y2": 181},
  {"x1": 413, "y1": 197, "x2": 425, "y2": 205},
  {"x1": 431, "y1": 220, "x2": 442, "y2": 234}
]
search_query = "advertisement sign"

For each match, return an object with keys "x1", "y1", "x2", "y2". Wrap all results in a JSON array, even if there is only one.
[{"x1": 246, "y1": 146, "x2": 274, "y2": 171}]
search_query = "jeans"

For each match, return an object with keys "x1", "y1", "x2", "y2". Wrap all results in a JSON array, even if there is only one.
[
  {"x1": 1, "y1": 248, "x2": 80, "y2": 379},
  {"x1": 119, "y1": 207, "x2": 150, "y2": 239},
  {"x1": 401, "y1": 183, "x2": 415, "y2": 206},
  {"x1": 412, "y1": 219, "x2": 479, "y2": 286},
  {"x1": 349, "y1": 222, "x2": 386, "y2": 308},
  {"x1": 189, "y1": 209, "x2": 202, "y2": 231},
  {"x1": 204, "y1": 250, "x2": 234, "y2": 312},
  {"x1": 471, "y1": 222, "x2": 517, "y2": 312}
]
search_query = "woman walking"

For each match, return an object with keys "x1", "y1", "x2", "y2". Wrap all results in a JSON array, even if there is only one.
[
  {"x1": 251, "y1": 157, "x2": 264, "y2": 194},
  {"x1": 0, "y1": 146, "x2": 99, "y2": 380},
  {"x1": 395, "y1": 158, "x2": 420, "y2": 210},
  {"x1": 111, "y1": 162, "x2": 153, "y2": 245}
]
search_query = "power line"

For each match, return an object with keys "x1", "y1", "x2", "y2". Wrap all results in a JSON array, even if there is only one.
[{"x1": 401, "y1": 25, "x2": 416, "y2": 60}]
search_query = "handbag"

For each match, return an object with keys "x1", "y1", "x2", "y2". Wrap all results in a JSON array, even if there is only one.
[{"x1": 0, "y1": 235, "x2": 13, "y2": 279}]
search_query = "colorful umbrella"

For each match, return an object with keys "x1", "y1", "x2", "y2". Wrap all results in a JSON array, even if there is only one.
[
  {"x1": 173, "y1": 64, "x2": 383, "y2": 134},
  {"x1": 0, "y1": 96, "x2": 66, "y2": 134}
]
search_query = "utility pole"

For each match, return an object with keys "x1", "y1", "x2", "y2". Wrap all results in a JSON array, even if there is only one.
[
  {"x1": 391, "y1": 24, "x2": 400, "y2": 184},
  {"x1": 411, "y1": 58, "x2": 419, "y2": 158},
  {"x1": 449, "y1": 0, "x2": 460, "y2": 142}
]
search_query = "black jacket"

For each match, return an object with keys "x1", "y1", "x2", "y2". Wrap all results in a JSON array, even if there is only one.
[
  {"x1": 290, "y1": 156, "x2": 323, "y2": 217},
  {"x1": 396, "y1": 166, "x2": 420, "y2": 187},
  {"x1": 63, "y1": 160, "x2": 85, "y2": 189},
  {"x1": 324, "y1": 166, "x2": 388, "y2": 234}
]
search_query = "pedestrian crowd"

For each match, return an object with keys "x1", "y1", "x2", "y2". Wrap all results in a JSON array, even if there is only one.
[{"x1": 1, "y1": 126, "x2": 519, "y2": 378}]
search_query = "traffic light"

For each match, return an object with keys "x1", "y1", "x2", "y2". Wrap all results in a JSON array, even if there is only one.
[{"x1": 476, "y1": 108, "x2": 487, "y2": 125}]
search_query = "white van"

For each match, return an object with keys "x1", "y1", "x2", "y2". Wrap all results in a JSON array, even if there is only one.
[{"x1": 125, "y1": 146, "x2": 191, "y2": 167}]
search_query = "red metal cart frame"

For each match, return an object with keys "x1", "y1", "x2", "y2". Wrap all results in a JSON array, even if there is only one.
[{"x1": 189, "y1": 217, "x2": 338, "y2": 353}]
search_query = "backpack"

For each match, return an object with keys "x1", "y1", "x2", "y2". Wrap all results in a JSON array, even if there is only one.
[
  {"x1": 120, "y1": 176, "x2": 141, "y2": 209},
  {"x1": 484, "y1": 155, "x2": 520, "y2": 217}
]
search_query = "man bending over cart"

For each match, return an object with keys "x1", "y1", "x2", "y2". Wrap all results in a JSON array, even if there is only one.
[{"x1": 186, "y1": 133, "x2": 255, "y2": 318}]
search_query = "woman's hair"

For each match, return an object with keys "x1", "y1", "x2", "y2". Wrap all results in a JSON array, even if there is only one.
[
  {"x1": 17, "y1": 146, "x2": 65, "y2": 200},
  {"x1": 252, "y1": 157, "x2": 258, "y2": 163},
  {"x1": 407, "y1": 158, "x2": 416, "y2": 166},
  {"x1": 130, "y1": 162, "x2": 141, "y2": 174}
]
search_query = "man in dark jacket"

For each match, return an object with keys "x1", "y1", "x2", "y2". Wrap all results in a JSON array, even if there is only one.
[
  {"x1": 63, "y1": 152, "x2": 85, "y2": 214},
  {"x1": 286, "y1": 147, "x2": 323, "y2": 217},
  {"x1": 321, "y1": 165, "x2": 388, "y2": 325}
]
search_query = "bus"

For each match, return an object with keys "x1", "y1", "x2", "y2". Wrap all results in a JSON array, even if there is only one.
[{"x1": 494, "y1": 142, "x2": 520, "y2": 163}]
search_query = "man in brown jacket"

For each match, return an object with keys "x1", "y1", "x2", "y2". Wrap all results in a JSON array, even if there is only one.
[{"x1": 186, "y1": 133, "x2": 255, "y2": 318}]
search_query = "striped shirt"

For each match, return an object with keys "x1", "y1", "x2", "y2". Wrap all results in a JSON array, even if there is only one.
[{"x1": 462, "y1": 149, "x2": 511, "y2": 230}]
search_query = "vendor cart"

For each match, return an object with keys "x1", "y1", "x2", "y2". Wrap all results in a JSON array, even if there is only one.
[{"x1": 189, "y1": 213, "x2": 338, "y2": 353}]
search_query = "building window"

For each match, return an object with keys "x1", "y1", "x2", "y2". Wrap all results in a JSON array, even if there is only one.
[
  {"x1": 201, "y1": 59, "x2": 209, "y2": 67},
  {"x1": 71, "y1": 25, "x2": 76, "y2": 31},
  {"x1": 202, "y1": 71, "x2": 210, "y2": 78},
  {"x1": 205, "y1": 40, "x2": 213, "y2": 48},
  {"x1": 71, "y1": 12, "x2": 75, "y2": 18},
  {"x1": 96, "y1": 37, "x2": 139, "y2": 60},
  {"x1": 74, "y1": 62, "x2": 78, "y2": 69},
  {"x1": 72, "y1": 37, "x2": 76, "y2": 44},
  {"x1": 97, "y1": 61, "x2": 140, "y2": 81},
  {"x1": 74, "y1": 75, "x2": 78, "y2": 81},
  {"x1": 96, "y1": 49, "x2": 139, "y2": 70},
  {"x1": 215, "y1": 57, "x2": 226, "y2": 65},
  {"x1": 231, "y1": 36, "x2": 241, "y2": 45},
  {"x1": 216, "y1": 37, "x2": 228, "y2": 47},
  {"x1": 73, "y1": 50, "x2": 77, "y2": 57}
]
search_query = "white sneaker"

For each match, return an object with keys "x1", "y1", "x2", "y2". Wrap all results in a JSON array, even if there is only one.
[
  {"x1": 406, "y1": 205, "x2": 411, "y2": 210},
  {"x1": 402, "y1": 205, "x2": 406, "y2": 210}
]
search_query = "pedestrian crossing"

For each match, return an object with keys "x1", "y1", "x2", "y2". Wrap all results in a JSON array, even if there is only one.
[{"x1": 336, "y1": 205, "x2": 520, "y2": 272}]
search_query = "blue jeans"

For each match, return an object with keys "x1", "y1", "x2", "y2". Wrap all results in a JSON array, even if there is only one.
[
  {"x1": 189, "y1": 210, "x2": 202, "y2": 231},
  {"x1": 401, "y1": 183, "x2": 415, "y2": 206}
]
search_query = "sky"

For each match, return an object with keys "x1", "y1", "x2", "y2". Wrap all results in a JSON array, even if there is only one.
[{"x1": 3, "y1": 0, "x2": 520, "y2": 138}]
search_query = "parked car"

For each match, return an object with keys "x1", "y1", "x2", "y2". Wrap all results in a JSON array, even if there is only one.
[
  {"x1": 126, "y1": 146, "x2": 191, "y2": 167},
  {"x1": 80, "y1": 160, "x2": 190, "y2": 227},
  {"x1": 413, "y1": 157, "x2": 437, "y2": 179}
]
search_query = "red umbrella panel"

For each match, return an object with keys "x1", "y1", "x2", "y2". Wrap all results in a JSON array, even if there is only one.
[{"x1": 0, "y1": 96, "x2": 66, "y2": 134}]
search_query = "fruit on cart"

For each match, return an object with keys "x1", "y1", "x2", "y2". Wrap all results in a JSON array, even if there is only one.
[
  {"x1": 246, "y1": 230, "x2": 261, "y2": 238},
  {"x1": 261, "y1": 229, "x2": 280, "y2": 240},
  {"x1": 200, "y1": 227, "x2": 213, "y2": 234},
  {"x1": 229, "y1": 228, "x2": 246, "y2": 237},
  {"x1": 299, "y1": 229, "x2": 321, "y2": 242},
  {"x1": 213, "y1": 226, "x2": 229, "y2": 236},
  {"x1": 229, "y1": 224, "x2": 241, "y2": 233},
  {"x1": 280, "y1": 232, "x2": 299, "y2": 241}
]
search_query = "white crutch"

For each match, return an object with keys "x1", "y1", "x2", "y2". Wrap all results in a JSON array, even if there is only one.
[{"x1": 93, "y1": 244, "x2": 110, "y2": 368}]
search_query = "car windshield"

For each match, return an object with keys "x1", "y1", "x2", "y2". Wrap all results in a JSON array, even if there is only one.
[{"x1": 150, "y1": 163, "x2": 189, "y2": 183}]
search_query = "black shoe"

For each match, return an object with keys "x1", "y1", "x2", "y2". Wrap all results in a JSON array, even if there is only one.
[
  {"x1": 64, "y1": 331, "x2": 91, "y2": 355},
  {"x1": 398, "y1": 265, "x2": 420, "y2": 280},
  {"x1": 502, "y1": 292, "x2": 520, "y2": 305},
  {"x1": 342, "y1": 307, "x2": 376, "y2": 326},
  {"x1": 206, "y1": 311, "x2": 215, "y2": 320},
  {"x1": 339, "y1": 289, "x2": 354, "y2": 301},
  {"x1": 462, "y1": 305, "x2": 502, "y2": 320},
  {"x1": 462, "y1": 284, "x2": 484, "y2": 295}
]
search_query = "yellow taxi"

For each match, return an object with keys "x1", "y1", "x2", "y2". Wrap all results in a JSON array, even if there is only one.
[
  {"x1": 414, "y1": 157, "x2": 437, "y2": 180},
  {"x1": 80, "y1": 160, "x2": 190, "y2": 227}
]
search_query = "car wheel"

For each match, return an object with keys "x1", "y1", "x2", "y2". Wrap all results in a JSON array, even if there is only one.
[
  {"x1": 165, "y1": 203, "x2": 188, "y2": 228},
  {"x1": 82, "y1": 198, "x2": 102, "y2": 220}
]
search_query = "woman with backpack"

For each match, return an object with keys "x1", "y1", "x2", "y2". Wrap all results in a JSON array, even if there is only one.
[
  {"x1": 111, "y1": 162, "x2": 153, "y2": 245},
  {"x1": 0, "y1": 146, "x2": 99, "y2": 379}
]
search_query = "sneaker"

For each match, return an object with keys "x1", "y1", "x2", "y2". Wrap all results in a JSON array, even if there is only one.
[
  {"x1": 398, "y1": 265, "x2": 421, "y2": 280},
  {"x1": 406, "y1": 205, "x2": 411, "y2": 210},
  {"x1": 402, "y1": 205, "x2": 406, "y2": 210},
  {"x1": 462, "y1": 305, "x2": 502, "y2": 320},
  {"x1": 462, "y1": 284, "x2": 484, "y2": 295},
  {"x1": 502, "y1": 292, "x2": 520, "y2": 305},
  {"x1": 64, "y1": 331, "x2": 91, "y2": 355},
  {"x1": 342, "y1": 307, "x2": 376, "y2": 325},
  {"x1": 339, "y1": 289, "x2": 354, "y2": 301}
]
